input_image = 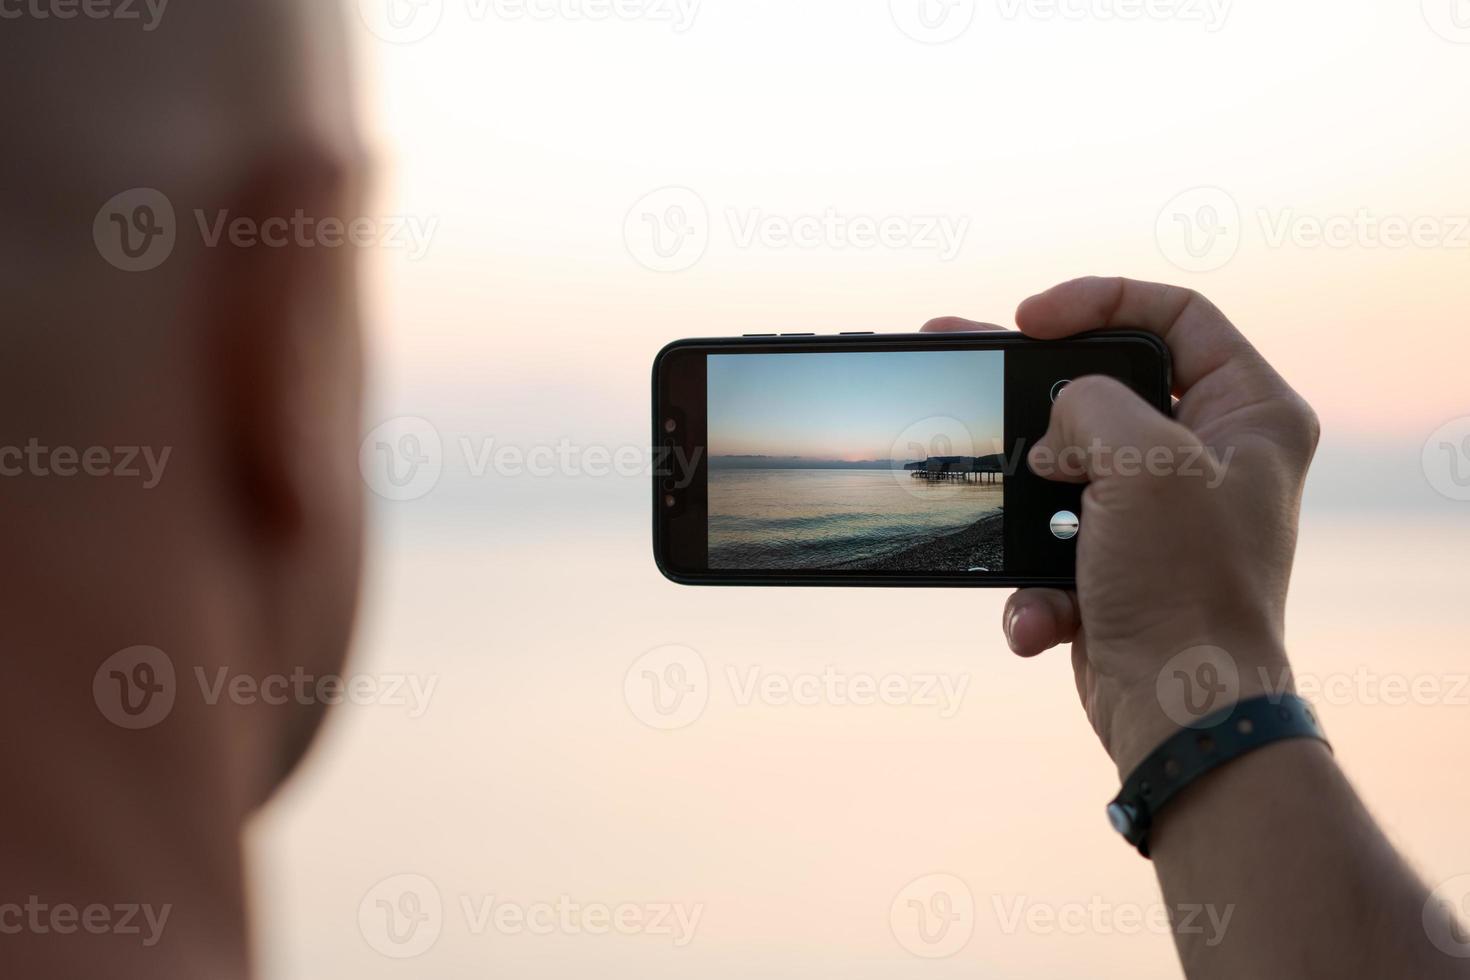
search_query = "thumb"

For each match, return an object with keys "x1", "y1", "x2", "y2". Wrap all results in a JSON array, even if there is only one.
[{"x1": 1028, "y1": 375, "x2": 1193, "y2": 484}]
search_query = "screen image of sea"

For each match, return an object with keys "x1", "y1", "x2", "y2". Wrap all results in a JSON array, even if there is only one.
[{"x1": 707, "y1": 350, "x2": 1006, "y2": 572}]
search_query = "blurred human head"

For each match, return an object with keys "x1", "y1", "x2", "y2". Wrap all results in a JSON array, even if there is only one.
[{"x1": 1, "y1": 2, "x2": 365, "y2": 975}]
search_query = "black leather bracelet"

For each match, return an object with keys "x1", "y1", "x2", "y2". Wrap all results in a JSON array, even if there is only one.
[{"x1": 1106, "y1": 693, "x2": 1330, "y2": 858}]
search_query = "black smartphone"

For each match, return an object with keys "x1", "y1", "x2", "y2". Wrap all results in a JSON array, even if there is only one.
[{"x1": 652, "y1": 330, "x2": 1171, "y2": 588}]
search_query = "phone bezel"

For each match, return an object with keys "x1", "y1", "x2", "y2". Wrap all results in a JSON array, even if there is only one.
[{"x1": 652, "y1": 330, "x2": 1172, "y2": 589}]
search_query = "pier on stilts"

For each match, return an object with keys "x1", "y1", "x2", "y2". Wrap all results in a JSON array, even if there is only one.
[{"x1": 902, "y1": 455, "x2": 1004, "y2": 485}]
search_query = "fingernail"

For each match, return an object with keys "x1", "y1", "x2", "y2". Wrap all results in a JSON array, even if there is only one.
[{"x1": 1005, "y1": 605, "x2": 1026, "y2": 653}]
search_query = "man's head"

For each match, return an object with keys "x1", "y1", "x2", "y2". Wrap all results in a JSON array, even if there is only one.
[{"x1": 1, "y1": 3, "x2": 365, "y2": 975}]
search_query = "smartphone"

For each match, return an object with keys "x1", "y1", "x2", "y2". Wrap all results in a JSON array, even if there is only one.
[{"x1": 653, "y1": 330, "x2": 1171, "y2": 588}]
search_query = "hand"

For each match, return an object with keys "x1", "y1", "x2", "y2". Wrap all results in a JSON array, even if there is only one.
[{"x1": 924, "y1": 277, "x2": 1320, "y2": 776}]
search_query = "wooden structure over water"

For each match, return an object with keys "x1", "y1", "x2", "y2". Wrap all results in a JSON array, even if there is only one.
[{"x1": 902, "y1": 454, "x2": 1004, "y2": 484}]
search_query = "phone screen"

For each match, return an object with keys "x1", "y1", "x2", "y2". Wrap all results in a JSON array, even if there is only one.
[
  {"x1": 707, "y1": 349, "x2": 1008, "y2": 573},
  {"x1": 654, "y1": 333, "x2": 1169, "y2": 587}
]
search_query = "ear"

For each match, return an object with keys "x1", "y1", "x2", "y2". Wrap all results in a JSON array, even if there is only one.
[{"x1": 205, "y1": 147, "x2": 363, "y2": 542}]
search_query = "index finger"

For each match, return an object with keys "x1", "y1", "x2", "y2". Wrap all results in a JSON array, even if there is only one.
[
  {"x1": 1014, "y1": 276, "x2": 1261, "y2": 392},
  {"x1": 920, "y1": 316, "x2": 1007, "y2": 333}
]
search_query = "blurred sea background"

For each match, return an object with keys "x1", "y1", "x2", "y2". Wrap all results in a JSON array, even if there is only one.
[{"x1": 248, "y1": 3, "x2": 1470, "y2": 977}]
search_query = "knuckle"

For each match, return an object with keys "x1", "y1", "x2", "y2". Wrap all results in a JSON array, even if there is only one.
[
  {"x1": 1295, "y1": 397, "x2": 1322, "y2": 452},
  {"x1": 1060, "y1": 373, "x2": 1125, "y2": 401},
  {"x1": 1054, "y1": 374, "x2": 1128, "y2": 417}
]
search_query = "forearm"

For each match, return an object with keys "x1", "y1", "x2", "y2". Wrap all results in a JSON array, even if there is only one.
[{"x1": 1148, "y1": 737, "x2": 1466, "y2": 978}]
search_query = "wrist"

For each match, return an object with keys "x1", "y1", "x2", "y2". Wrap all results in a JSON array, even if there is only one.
[
  {"x1": 1105, "y1": 693, "x2": 1329, "y2": 857},
  {"x1": 1104, "y1": 639, "x2": 1293, "y2": 780}
]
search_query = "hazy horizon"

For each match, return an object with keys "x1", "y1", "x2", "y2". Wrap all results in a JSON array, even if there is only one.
[
  {"x1": 709, "y1": 453, "x2": 1009, "y2": 470},
  {"x1": 707, "y1": 351, "x2": 1004, "y2": 461}
]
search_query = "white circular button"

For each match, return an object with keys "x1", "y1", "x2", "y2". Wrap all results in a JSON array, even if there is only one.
[
  {"x1": 1050, "y1": 510, "x2": 1080, "y2": 540},
  {"x1": 1050, "y1": 379, "x2": 1072, "y2": 403}
]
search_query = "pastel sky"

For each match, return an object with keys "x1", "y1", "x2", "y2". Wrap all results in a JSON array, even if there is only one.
[
  {"x1": 707, "y1": 351, "x2": 1004, "y2": 461},
  {"x1": 249, "y1": 9, "x2": 1470, "y2": 980}
]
